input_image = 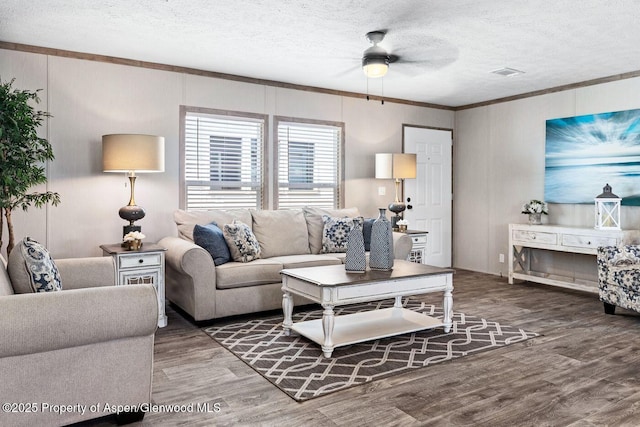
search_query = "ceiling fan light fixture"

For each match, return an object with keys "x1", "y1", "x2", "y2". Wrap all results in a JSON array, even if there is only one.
[{"x1": 362, "y1": 56, "x2": 389, "y2": 78}]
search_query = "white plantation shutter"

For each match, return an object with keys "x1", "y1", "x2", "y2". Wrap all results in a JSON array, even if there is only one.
[
  {"x1": 276, "y1": 119, "x2": 343, "y2": 209},
  {"x1": 183, "y1": 110, "x2": 265, "y2": 210}
]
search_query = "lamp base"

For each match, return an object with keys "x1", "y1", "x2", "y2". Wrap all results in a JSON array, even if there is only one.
[
  {"x1": 119, "y1": 205, "x2": 146, "y2": 222},
  {"x1": 123, "y1": 224, "x2": 141, "y2": 238},
  {"x1": 388, "y1": 201, "x2": 406, "y2": 231}
]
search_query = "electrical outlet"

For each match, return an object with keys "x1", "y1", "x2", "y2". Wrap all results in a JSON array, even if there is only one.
[
  {"x1": 378, "y1": 186, "x2": 386, "y2": 196},
  {"x1": 499, "y1": 253, "x2": 505, "y2": 263}
]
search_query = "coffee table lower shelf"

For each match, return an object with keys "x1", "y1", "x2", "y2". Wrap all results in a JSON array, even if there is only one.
[{"x1": 291, "y1": 307, "x2": 445, "y2": 354}]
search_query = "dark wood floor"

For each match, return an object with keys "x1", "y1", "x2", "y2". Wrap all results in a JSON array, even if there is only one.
[{"x1": 85, "y1": 270, "x2": 640, "y2": 427}]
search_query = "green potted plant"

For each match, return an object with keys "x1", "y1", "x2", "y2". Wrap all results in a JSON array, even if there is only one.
[{"x1": 0, "y1": 78, "x2": 60, "y2": 256}]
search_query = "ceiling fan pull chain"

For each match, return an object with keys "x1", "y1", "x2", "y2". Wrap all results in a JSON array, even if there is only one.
[{"x1": 366, "y1": 76, "x2": 370, "y2": 101}]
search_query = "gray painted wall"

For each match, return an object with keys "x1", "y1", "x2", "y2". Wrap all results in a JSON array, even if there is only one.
[
  {"x1": 454, "y1": 77, "x2": 640, "y2": 275},
  {"x1": 0, "y1": 49, "x2": 454, "y2": 258},
  {"x1": 5, "y1": 47, "x2": 638, "y2": 272}
]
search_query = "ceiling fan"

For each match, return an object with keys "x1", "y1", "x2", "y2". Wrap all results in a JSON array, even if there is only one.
[{"x1": 361, "y1": 30, "x2": 398, "y2": 79}]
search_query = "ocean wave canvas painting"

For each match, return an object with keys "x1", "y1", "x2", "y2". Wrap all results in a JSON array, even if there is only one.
[{"x1": 545, "y1": 109, "x2": 640, "y2": 205}]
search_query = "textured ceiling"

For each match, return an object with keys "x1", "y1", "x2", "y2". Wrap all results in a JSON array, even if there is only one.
[{"x1": 2, "y1": 0, "x2": 640, "y2": 107}]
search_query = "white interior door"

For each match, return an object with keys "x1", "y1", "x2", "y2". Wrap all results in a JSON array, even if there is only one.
[{"x1": 403, "y1": 126, "x2": 452, "y2": 267}]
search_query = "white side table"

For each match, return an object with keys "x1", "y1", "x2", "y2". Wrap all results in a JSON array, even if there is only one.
[
  {"x1": 404, "y1": 230, "x2": 428, "y2": 264},
  {"x1": 100, "y1": 243, "x2": 168, "y2": 328}
]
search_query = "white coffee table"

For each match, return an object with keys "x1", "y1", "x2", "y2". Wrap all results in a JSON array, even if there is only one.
[{"x1": 281, "y1": 260, "x2": 454, "y2": 357}]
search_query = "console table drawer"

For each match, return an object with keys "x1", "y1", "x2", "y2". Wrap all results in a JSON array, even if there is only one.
[
  {"x1": 512, "y1": 230, "x2": 557, "y2": 245},
  {"x1": 561, "y1": 234, "x2": 617, "y2": 249}
]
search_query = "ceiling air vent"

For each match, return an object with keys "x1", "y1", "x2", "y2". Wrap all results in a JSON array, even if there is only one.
[{"x1": 490, "y1": 67, "x2": 525, "y2": 77}]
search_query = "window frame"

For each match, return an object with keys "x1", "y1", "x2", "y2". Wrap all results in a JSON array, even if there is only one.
[
  {"x1": 179, "y1": 105, "x2": 268, "y2": 210},
  {"x1": 273, "y1": 116, "x2": 345, "y2": 210}
]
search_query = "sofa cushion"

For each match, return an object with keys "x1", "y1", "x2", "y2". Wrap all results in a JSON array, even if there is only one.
[
  {"x1": 8, "y1": 237, "x2": 62, "y2": 293},
  {"x1": 251, "y1": 209, "x2": 310, "y2": 258},
  {"x1": 174, "y1": 209, "x2": 252, "y2": 242},
  {"x1": 269, "y1": 254, "x2": 343, "y2": 269},
  {"x1": 321, "y1": 215, "x2": 358, "y2": 253},
  {"x1": 303, "y1": 206, "x2": 361, "y2": 254},
  {"x1": 216, "y1": 259, "x2": 283, "y2": 289},
  {"x1": 193, "y1": 222, "x2": 231, "y2": 266},
  {"x1": 223, "y1": 220, "x2": 262, "y2": 263}
]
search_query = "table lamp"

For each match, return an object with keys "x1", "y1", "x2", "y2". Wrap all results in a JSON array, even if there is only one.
[
  {"x1": 375, "y1": 153, "x2": 417, "y2": 229},
  {"x1": 102, "y1": 134, "x2": 165, "y2": 236}
]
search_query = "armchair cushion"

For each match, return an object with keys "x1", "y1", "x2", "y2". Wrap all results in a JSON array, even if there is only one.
[
  {"x1": 610, "y1": 246, "x2": 640, "y2": 266},
  {"x1": 8, "y1": 238, "x2": 61, "y2": 293}
]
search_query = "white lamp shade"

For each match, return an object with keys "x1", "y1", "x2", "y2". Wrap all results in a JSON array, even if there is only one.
[
  {"x1": 102, "y1": 134, "x2": 165, "y2": 173},
  {"x1": 375, "y1": 153, "x2": 417, "y2": 179}
]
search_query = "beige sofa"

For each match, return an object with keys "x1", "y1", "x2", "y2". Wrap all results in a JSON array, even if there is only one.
[
  {"x1": 0, "y1": 249, "x2": 158, "y2": 427},
  {"x1": 159, "y1": 207, "x2": 413, "y2": 322}
]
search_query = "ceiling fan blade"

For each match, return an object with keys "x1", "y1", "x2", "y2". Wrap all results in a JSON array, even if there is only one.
[{"x1": 334, "y1": 64, "x2": 361, "y2": 78}]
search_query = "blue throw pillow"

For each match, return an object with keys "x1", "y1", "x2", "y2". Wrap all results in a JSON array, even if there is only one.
[
  {"x1": 193, "y1": 222, "x2": 231, "y2": 266},
  {"x1": 362, "y1": 218, "x2": 375, "y2": 251}
]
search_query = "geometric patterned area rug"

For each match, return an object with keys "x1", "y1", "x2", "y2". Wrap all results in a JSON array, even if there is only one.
[{"x1": 203, "y1": 299, "x2": 538, "y2": 401}]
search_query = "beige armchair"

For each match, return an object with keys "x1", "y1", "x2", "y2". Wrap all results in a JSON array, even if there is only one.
[{"x1": 0, "y1": 249, "x2": 158, "y2": 427}]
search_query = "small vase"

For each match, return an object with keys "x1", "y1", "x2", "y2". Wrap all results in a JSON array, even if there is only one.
[
  {"x1": 369, "y1": 208, "x2": 394, "y2": 271},
  {"x1": 128, "y1": 239, "x2": 143, "y2": 250},
  {"x1": 528, "y1": 213, "x2": 542, "y2": 225},
  {"x1": 345, "y1": 217, "x2": 366, "y2": 273}
]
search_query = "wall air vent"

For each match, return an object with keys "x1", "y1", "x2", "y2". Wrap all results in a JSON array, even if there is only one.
[{"x1": 490, "y1": 67, "x2": 525, "y2": 77}]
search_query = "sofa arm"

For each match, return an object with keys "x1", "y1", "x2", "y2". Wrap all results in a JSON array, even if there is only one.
[
  {"x1": 158, "y1": 236, "x2": 217, "y2": 321},
  {"x1": 56, "y1": 257, "x2": 116, "y2": 289},
  {"x1": 393, "y1": 232, "x2": 413, "y2": 260},
  {"x1": 0, "y1": 284, "x2": 158, "y2": 358}
]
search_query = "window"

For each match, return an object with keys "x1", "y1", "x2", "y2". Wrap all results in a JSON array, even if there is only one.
[
  {"x1": 181, "y1": 107, "x2": 266, "y2": 210},
  {"x1": 275, "y1": 117, "x2": 344, "y2": 209}
]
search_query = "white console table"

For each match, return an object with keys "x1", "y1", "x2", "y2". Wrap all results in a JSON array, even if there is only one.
[{"x1": 508, "y1": 224, "x2": 640, "y2": 293}]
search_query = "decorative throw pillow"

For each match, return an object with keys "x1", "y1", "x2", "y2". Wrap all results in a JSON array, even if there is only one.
[
  {"x1": 302, "y1": 206, "x2": 361, "y2": 254},
  {"x1": 321, "y1": 215, "x2": 357, "y2": 253},
  {"x1": 223, "y1": 220, "x2": 261, "y2": 262},
  {"x1": 362, "y1": 218, "x2": 375, "y2": 251},
  {"x1": 193, "y1": 222, "x2": 231, "y2": 266},
  {"x1": 19, "y1": 237, "x2": 62, "y2": 292}
]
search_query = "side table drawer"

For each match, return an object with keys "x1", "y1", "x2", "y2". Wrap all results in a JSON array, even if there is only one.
[
  {"x1": 561, "y1": 234, "x2": 618, "y2": 250},
  {"x1": 411, "y1": 235, "x2": 427, "y2": 246},
  {"x1": 512, "y1": 230, "x2": 557, "y2": 245},
  {"x1": 119, "y1": 253, "x2": 162, "y2": 269}
]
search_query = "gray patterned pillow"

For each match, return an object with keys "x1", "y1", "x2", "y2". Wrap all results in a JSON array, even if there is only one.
[
  {"x1": 20, "y1": 237, "x2": 62, "y2": 292},
  {"x1": 223, "y1": 220, "x2": 261, "y2": 262},
  {"x1": 321, "y1": 215, "x2": 358, "y2": 253}
]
